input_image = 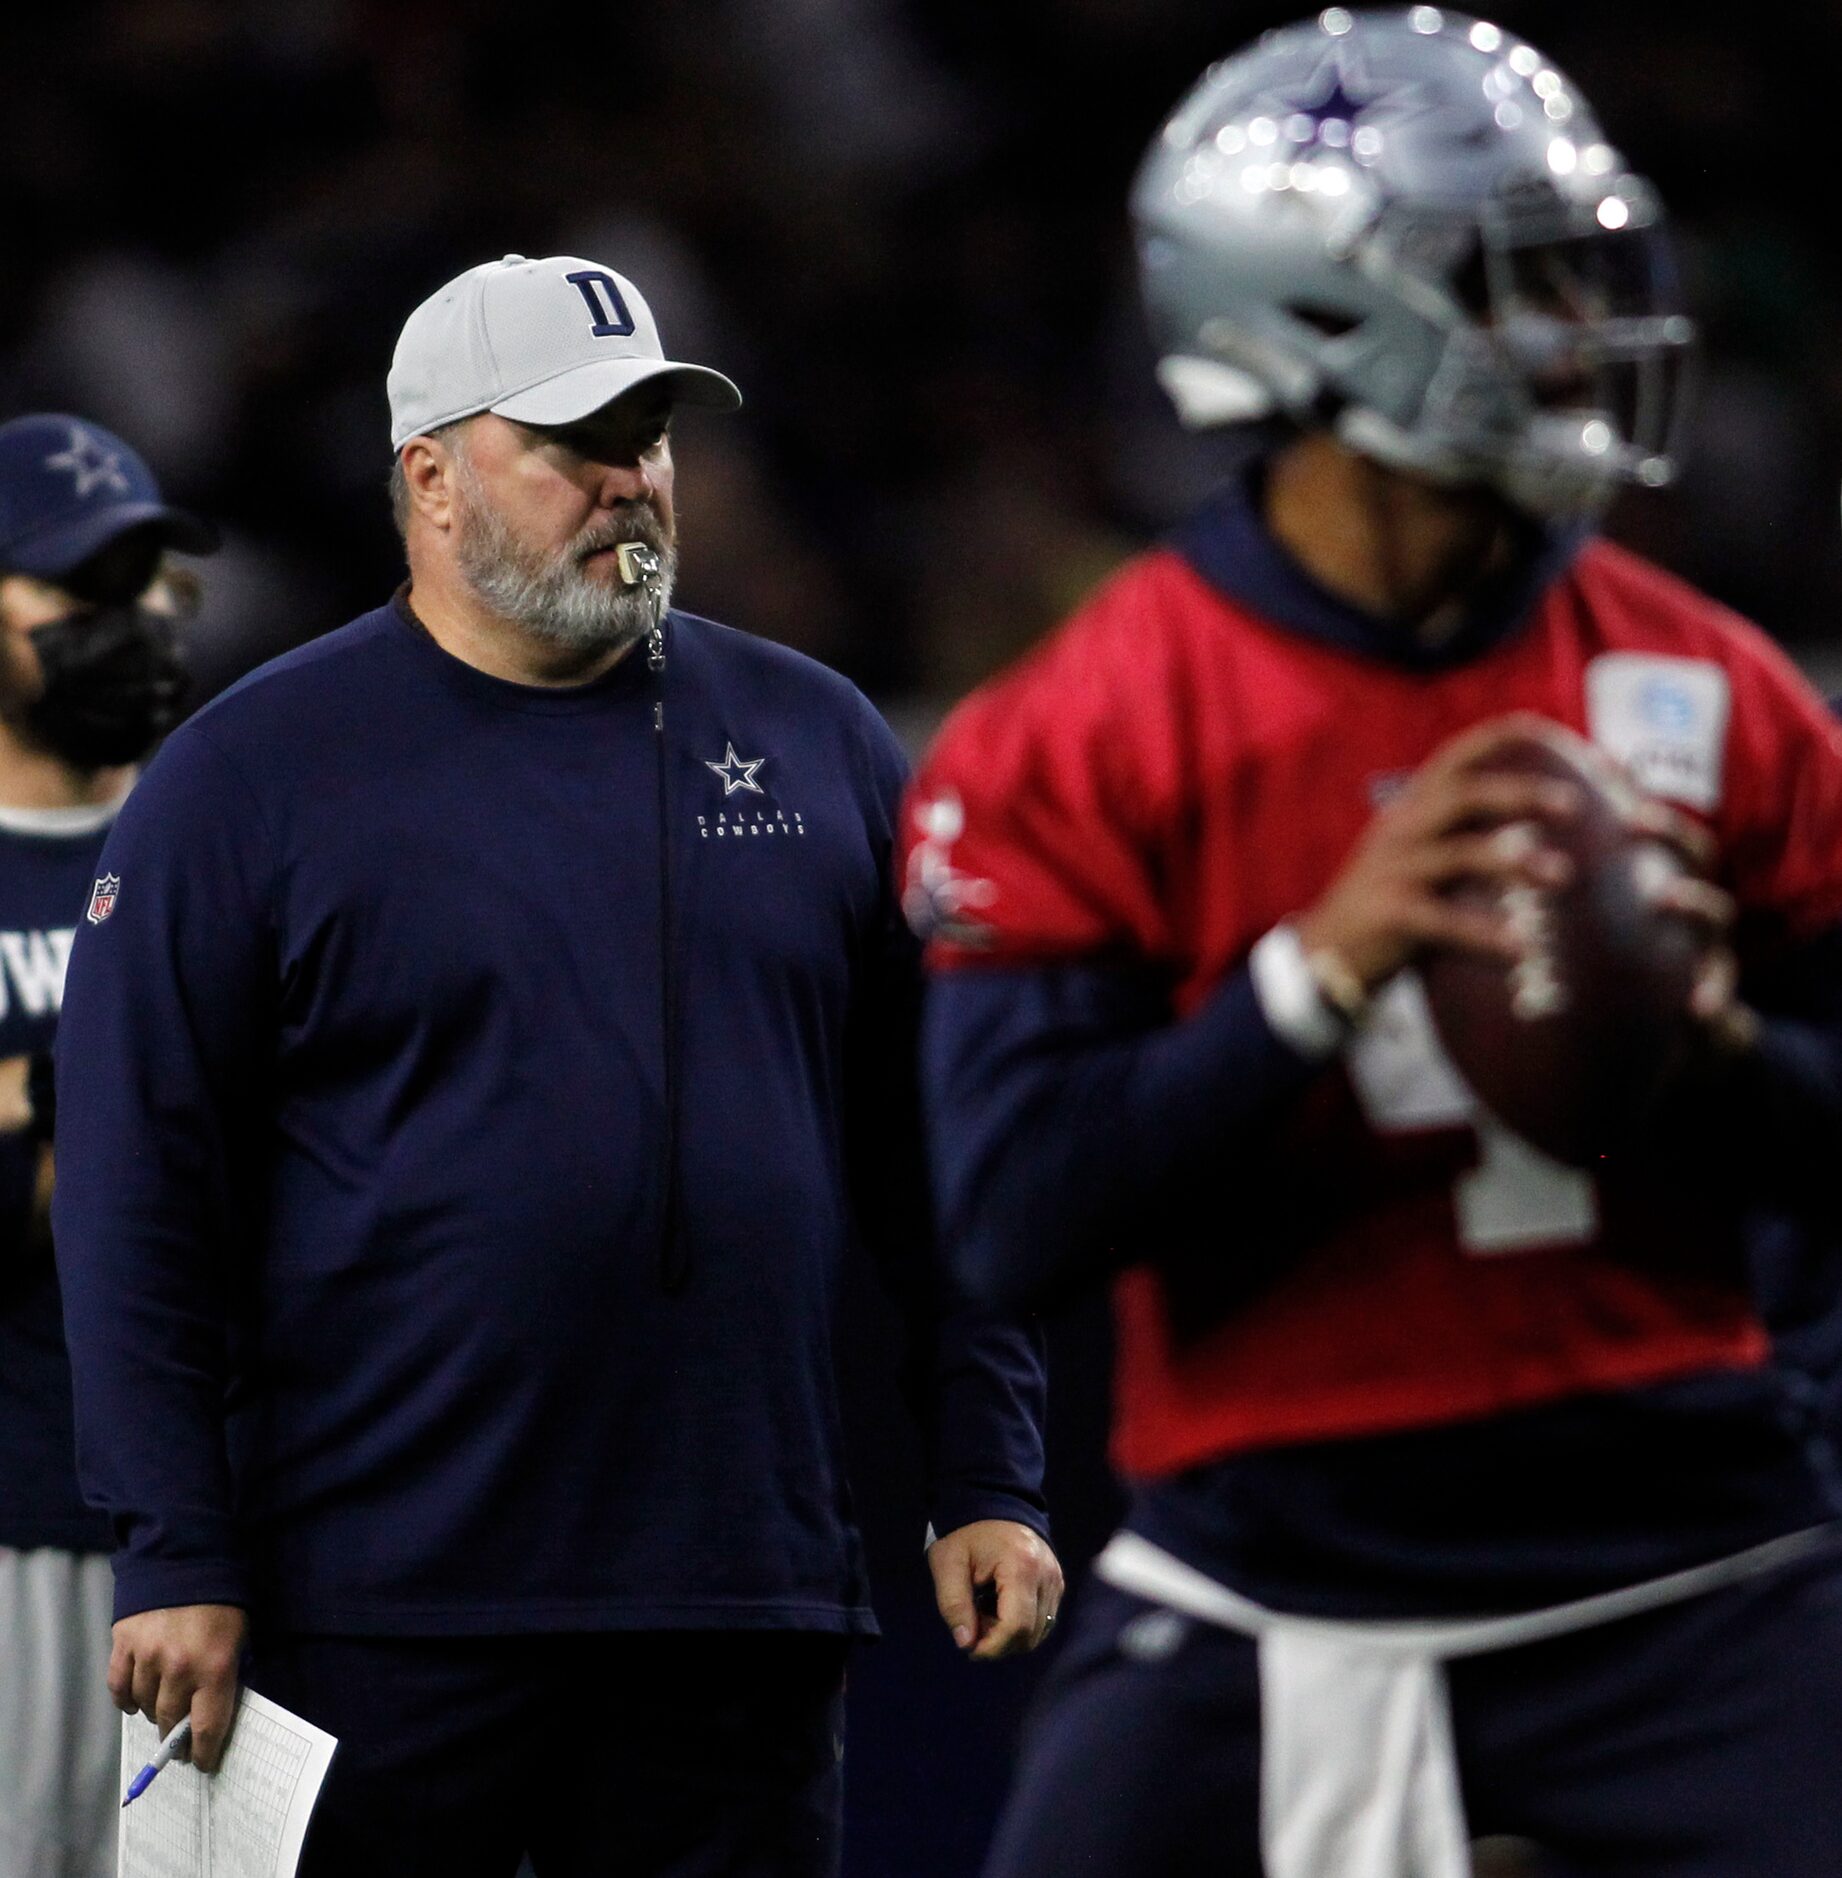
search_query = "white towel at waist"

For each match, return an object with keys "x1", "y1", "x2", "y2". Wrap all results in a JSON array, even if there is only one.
[{"x1": 1095, "y1": 1523, "x2": 1836, "y2": 1878}]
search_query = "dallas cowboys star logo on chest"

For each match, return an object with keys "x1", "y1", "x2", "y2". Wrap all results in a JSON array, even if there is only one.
[
  {"x1": 705, "y1": 741, "x2": 765, "y2": 796},
  {"x1": 695, "y1": 740, "x2": 808, "y2": 842}
]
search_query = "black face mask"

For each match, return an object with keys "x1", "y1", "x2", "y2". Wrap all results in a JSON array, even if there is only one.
[{"x1": 26, "y1": 604, "x2": 190, "y2": 769}]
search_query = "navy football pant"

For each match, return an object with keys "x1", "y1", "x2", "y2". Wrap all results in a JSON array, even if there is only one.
[
  {"x1": 244, "y1": 1631, "x2": 847, "y2": 1878},
  {"x1": 984, "y1": 1551, "x2": 1842, "y2": 1877}
]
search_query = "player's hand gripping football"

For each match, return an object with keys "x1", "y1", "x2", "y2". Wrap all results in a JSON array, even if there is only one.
[
  {"x1": 928, "y1": 1519, "x2": 1064, "y2": 1660},
  {"x1": 1625, "y1": 798, "x2": 1752, "y2": 1049},
  {"x1": 1295, "y1": 714, "x2": 1587, "y2": 995},
  {"x1": 1295, "y1": 712, "x2": 1746, "y2": 1039}
]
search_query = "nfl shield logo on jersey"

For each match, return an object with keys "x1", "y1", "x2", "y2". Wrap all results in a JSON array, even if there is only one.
[{"x1": 86, "y1": 874, "x2": 120, "y2": 925}]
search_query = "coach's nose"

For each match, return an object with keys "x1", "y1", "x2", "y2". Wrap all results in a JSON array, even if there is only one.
[{"x1": 588, "y1": 452, "x2": 657, "y2": 512}]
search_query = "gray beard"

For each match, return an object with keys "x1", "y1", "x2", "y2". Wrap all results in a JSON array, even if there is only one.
[{"x1": 451, "y1": 457, "x2": 677, "y2": 656}]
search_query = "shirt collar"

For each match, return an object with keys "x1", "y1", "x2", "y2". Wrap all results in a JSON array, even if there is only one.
[
  {"x1": 1169, "y1": 465, "x2": 1585, "y2": 672},
  {"x1": 0, "y1": 791, "x2": 130, "y2": 838}
]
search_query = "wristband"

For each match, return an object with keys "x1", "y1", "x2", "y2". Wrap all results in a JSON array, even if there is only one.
[
  {"x1": 1304, "y1": 945, "x2": 1372, "y2": 1030},
  {"x1": 1250, "y1": 924, "x2": 1364, "y2": 1061}
]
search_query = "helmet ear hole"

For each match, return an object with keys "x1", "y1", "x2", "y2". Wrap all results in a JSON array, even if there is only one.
[
  {"x1": 1449, "y1": 239, "x2": 1492, "y2": 317},
  {"x1": 1288, "y1": 304, "x2": 1361, "y2": 339}
]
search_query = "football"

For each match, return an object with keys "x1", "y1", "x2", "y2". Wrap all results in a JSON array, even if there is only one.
[{"x1": 1420, "y1": 723, "x2": 1708, "y2": 1167}]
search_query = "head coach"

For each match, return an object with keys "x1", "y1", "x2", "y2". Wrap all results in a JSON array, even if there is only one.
[{"x1": 50, "y1": 254, "x2": 1060, "y2": 1876}]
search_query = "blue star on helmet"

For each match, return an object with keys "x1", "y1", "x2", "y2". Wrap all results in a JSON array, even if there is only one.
[
  {"x1": 705, "y1": 742, "x2": 766, "y2": 796},
  {"x1": 1295, "y1": 74, "x2": 1371, "y2": 137},
  {"x1": 1264, "y1": 51, "x2": 1440, "y2": 156},
  {"x1": 43, "y1": 424, "x2": 131, "y2": 499}
]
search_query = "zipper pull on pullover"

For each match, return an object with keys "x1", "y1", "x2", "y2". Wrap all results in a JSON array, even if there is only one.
[{"x1": 648, "y1": 612, "x2": 685, "y2": 1292}]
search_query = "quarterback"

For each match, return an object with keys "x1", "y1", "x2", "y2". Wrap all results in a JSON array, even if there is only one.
[{"x1": 908, "y1": 12, "x2": 1842, "y2": 1877}]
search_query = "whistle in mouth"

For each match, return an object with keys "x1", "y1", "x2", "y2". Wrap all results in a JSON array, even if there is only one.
[{"x1": 614, "y1": 543, "x2": 662, "y2": 588}]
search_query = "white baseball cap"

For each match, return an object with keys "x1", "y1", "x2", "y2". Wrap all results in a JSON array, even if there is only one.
[{"x1": 386, "y1": 253, "x2": 742, "y2": 451}]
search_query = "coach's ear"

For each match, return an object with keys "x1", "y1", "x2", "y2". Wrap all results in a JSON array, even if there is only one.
[{"x1": 398, "y1": 433, "x2": 460, "y2": 534}]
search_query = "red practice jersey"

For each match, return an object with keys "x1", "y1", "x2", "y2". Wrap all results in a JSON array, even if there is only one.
[{"x1": 907, "y1": 520, "x2": 1842, "y2": 1482}]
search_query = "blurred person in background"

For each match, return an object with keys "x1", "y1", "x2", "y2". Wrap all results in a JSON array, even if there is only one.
[
  {"x1": 0, "y1": 412, "x2": 215, "y2": 1876},
  {"x1": 50, "y1": 254, "x2": 1060, "y2": 1877},
  {"x1": 907, "y1": 12, "x2": 1842, "y2": 1876}
]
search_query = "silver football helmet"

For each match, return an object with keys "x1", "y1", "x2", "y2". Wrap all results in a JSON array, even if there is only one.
[{"x1": 1133, "y1": 7, "x2": 1695, "y2": 518}]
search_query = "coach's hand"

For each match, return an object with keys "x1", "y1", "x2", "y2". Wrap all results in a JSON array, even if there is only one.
[
  {"x1": 929, "y1": 1520, "x2": 1064, "y2": 1660},
  {"x1": 1295, "y1": 713, "x2": 1582, "y2": 996},
  {"x1": 110, "y1": 1603, "x2": 248, "y2": 1772}
]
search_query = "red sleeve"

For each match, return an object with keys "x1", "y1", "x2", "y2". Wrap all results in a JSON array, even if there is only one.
[
  {"x1": 1715, "y1": 624, "x2": 1842, "y2": 947},
  {"x1": 901, "y1": 561, "x2": 1178, "y2": 970}
]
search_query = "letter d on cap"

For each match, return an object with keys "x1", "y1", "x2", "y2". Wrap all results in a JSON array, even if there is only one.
[{"x1": 565, "y1": 271, "x2": 637, "y2": 339}]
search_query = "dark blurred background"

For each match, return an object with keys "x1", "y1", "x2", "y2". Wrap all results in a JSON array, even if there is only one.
[{"x1": 7, "y1": 2, "x2": 1841, "y2": 1871}]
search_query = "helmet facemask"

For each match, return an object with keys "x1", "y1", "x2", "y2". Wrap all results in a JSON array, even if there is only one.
[{"x1": 1345, "y1": 177, "x2": 1695, "y2": 519}]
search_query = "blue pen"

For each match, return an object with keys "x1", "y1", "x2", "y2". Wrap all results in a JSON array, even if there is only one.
[{"x1": 122, "y1": 1717, "x2": 192, "y2": 1808}]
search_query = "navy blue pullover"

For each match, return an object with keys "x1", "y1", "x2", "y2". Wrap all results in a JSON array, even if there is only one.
[{"x1": 52, "y1": 596, "x2": 1047, "y2": 1631}]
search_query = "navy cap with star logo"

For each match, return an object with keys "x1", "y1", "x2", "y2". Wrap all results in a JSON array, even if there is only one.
[{"x1": 0, "y1": 413, "x2": 218, "y2": 580}]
